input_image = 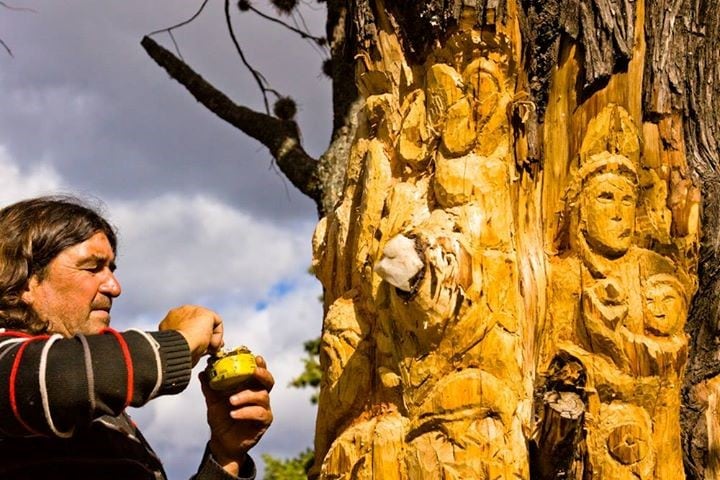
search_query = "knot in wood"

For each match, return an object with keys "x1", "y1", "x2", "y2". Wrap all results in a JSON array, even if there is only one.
[{"x1": 607, "y1": 423, "x2": 649, "y2": 465}]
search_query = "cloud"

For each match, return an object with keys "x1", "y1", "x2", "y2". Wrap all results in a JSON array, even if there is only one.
[
  {"x1": 106, "y1": 193, "x2": 316, "y2": 318},
  {"x1": 0, "y1": 0, "x2": 329, "y2": 221},
  {"x1": 101, "y1": 178, "x2": 323, "y2": 480},
  {"x1": 0, "y1": 145, "x2": 64, "y2": 203},
  {"x1": 0, "y1": 145, "x2": 323, "y2": 478}
]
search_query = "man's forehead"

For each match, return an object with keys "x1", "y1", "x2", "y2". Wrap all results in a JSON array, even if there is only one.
[{"x1": 62, "y1": 233, "x2": 116, "y2": 261}]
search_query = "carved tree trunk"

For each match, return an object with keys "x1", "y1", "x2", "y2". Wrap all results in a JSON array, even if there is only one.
[
  {"x1": 310, "y1": 1, "x2": 720, "y2": 479},
  {"x1": 140, "y1": 0, "x2": 720, "y2": 477}
]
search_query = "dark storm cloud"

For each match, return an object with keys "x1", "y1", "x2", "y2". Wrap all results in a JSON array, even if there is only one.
[{"x1": 0, "y1": 0, "x2": 330, "y2": 222}]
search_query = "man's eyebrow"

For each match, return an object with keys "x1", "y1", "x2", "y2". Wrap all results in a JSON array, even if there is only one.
[{"x1": 77, "y1": 254, "x2": 117, "y2": 270}]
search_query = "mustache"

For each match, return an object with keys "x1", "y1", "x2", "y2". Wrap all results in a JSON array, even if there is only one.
[{"x1": 91, "y1": 297, "x2": 113, "y2": 311}]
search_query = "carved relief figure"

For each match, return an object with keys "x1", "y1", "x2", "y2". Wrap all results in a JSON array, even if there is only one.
[
  {"x1": 642, "y1": 273, "x2": 687, "y2": 337},
  {"x1": 314, "y1": 28, "x2": 530, "y2": 479},
  {"x1": 541, "y1": 105, "x2": 690, "y2": 479}
]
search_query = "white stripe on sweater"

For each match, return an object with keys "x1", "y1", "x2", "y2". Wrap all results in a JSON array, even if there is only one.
[
  {"x1": 39, "y1": 334, "x2": 75, "y2": 438},
  {"x1": 126, "y1": 329, "x2": 163, "y2": 400}
]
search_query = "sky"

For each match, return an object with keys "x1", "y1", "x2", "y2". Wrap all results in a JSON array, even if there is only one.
[{"x1": 1, "y1": 1, "x2": 330, "y2": 477}]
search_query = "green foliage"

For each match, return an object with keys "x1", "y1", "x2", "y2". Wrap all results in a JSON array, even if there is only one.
[
  {"x1": 262, "y1": 448, "x2": 314, "y2": 480},
  {"x1": 289, "y1": 338, "x2": 321, "y2": 404}
]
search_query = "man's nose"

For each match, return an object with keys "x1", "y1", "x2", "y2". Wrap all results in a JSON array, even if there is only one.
[{"x1": 99, "y1": 271, "x2": 122, "y2": 297}]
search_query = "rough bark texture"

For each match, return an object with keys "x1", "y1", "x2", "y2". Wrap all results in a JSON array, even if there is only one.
[
  {"x1": 316, "y1": 1, "x2": 362, "y2": 214},
  {"x1": 660, "y1": 2, "x2": 720, "y2": 478},
  {"x1": 521, "y1": 0, "x2": 636, "y2": 120}
]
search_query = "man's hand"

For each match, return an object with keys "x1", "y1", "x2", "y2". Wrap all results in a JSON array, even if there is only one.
[
  {"x1": 201, "y1": 356, "x2": 274, "y2": 476},
  {"x1": 158, "y1": 305, "x2": 224, "y2": 365}
]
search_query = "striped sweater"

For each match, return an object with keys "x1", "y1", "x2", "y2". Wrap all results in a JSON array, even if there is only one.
[{"x1": 0, "y1": 328, "x2": 255, "y2": 479}]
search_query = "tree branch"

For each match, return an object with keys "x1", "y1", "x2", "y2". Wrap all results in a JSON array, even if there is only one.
[
  {"x1": 140, "y1": 35, "x2": 322, "y2": 207},
  {"x1": 224, "y1": 0, "x2": 277, "y2": 114}
]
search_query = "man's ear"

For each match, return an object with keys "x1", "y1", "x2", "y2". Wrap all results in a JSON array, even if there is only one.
[{"x1": 21, "y1": 275, "x2": 40, "y2": 306}]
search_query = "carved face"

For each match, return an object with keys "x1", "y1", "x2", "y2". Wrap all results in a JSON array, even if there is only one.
[
  {"x1": 644, "y1": 279, "x2": 685, "y2": 336},
  {"x1": 580, "y1": 172, "x2": 637, "y2": 258}
]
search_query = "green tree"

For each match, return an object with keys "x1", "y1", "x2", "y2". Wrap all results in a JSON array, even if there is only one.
[
  {"x1": 262, "y1": 448, "x2": 314, "y2": 480},
  {"x1": 289, "y1": 338, "x2": 321, "y2": 405}
]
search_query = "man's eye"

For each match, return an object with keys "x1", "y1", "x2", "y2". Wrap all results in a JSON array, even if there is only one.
[{"x1": 84, "y1": 265, "x2": 103, "y2": 273}]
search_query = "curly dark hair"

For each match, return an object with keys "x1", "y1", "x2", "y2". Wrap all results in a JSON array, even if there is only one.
[{"x1": 0, "y1": 196, "x2": 117, "y2": 333}]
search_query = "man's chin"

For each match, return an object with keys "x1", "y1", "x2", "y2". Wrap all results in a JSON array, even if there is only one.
[{"x1": 89, "y1": 311, "x2": 111, "y2": 329}]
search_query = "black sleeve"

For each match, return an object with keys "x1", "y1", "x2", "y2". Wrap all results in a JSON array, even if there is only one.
[
  {"x1": 191, "y1": 444, "x2": 256, "y2": 480},
  {"x1": 0, "y1": 328, "x2": 192, "y2": 438}
]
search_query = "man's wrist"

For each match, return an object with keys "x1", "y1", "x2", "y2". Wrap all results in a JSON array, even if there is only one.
[
  {"x1": 148, "y1": 330, "x2": 192, "y2": 395},
  {"x1": 195, "y1": 443, "x2": 255, "y2": 480},
  {"x1": 208, "y1": 439, "x2": 247, "y2": 476}
]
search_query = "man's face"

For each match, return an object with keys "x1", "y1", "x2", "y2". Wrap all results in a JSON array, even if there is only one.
[{"x1": 21, "y1": 232, "x2": 122, "y2": 337}]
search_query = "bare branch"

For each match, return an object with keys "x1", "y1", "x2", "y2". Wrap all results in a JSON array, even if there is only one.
[
  {"x1": 0, "y1": 2, "x2": 37, "y2": 13},
  {"x1": 0, "y1": 37, "x2": 12, "y2": 57},
  {"x1": 248, "y1": 4, "x2": 327, "y2": 48},
  {"x1": 224, "y1": 0, "x2": 277, "y2": 114},
  {"x1": 146, "y1": 0, "x2": 209, "y2": 37},
  {"x1": 146, "y1": 0, "x2": 210, "y2": 59},
  {"x1": 141, "y1": 35, "x2": 322, "y2": 206},
  {"x1": 1, "y1": 0, "x2": 38, "y2": 57}
]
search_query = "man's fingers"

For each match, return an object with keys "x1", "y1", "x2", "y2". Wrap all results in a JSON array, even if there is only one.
[
  {"x1": 252, "y1": 357, "x2": 275, "y2": 392},
  {"x1": 229, "y1": 389, "x2": 271, "y2": 408},
  {"x1": 199, "y1": 371, "x2": 228, "y2": 408},
  {"x1": 255, "y1": 356, "x2": 267, "y2": 369},
  {"x1": 229, "y1": 405, "x2": 273, "y2": 423},
  {"x1": 209, "y1": 316, "x2": 224, "y2": 353}
]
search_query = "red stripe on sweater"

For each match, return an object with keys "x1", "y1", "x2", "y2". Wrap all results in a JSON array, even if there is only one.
[
  {"x1": 9, "y1": 336, "x2": 49, "y2": 435},
  {"x1": 100, "y1": 328, "x2": 134, "y2": 408},
  {"x1": 0, "y1": 331, "x2": 32, "y2": 338}
]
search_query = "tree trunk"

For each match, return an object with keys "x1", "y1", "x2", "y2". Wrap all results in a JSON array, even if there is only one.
[{"x1": 310, "y1": 1, "x2": 720, "y2": 478}]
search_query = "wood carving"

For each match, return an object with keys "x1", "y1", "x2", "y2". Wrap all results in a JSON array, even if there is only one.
[
  {"x1": 538, "y1": 104, "x2": 695, "y2": 479},
  {"x1": 309, "y1": 1, "x2": 702, "y2": 478},
  {"x1": 312, "y1": 8, "x2": 531, "y2": 477},
  {"x1": 140, "y1": 0, "x2": 720, "y2": 475}
]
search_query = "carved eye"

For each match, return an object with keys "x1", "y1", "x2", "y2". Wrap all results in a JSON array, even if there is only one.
[
  {"x1": 597, "y1": 191, "x2": 614, "y2": 202},
  {"x1": 663, "y1": 295, "x2": 677, "y2": 305},
  {"x1": 621, "y1": 194, "x2": 635, "y2": 206}
]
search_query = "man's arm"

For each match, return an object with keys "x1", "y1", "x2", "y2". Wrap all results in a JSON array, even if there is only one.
[
  {"x1": 0, "y1": 328, "x2": 192, "y2": 437},
  {"x1": 0, "y1": 304, "x2": 223, "y2": 438}
]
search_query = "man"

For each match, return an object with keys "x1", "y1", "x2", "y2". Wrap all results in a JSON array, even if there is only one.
[{"x1": 0, "y1": 196, "x2": 274, "y2": 479}]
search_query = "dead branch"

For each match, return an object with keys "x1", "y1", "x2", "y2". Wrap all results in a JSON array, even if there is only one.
[
  {"x1": 0, "y1": 38, "x2": 12, "y2": 57},
  {"x1": 141, "y1": 35, "x2": 322, "y2": 207},
  {"x1": 224, "y1": 0, "x2": 278, "y2": 114}
]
